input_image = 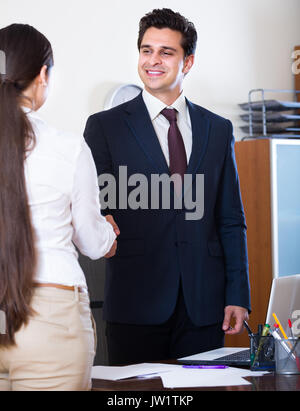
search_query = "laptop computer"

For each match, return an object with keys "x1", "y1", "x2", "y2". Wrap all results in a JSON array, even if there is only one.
[
  {"x1": 266, "y1": 274, "x2": 300, "y2": 335},
  {"x1": 178, "y1": 274, "x2": 300, "y2": 367},
  {"x1": 178, "y1": 346, "x2": 251, "y2": 367}
]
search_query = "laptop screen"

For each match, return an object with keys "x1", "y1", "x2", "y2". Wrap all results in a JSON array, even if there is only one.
[{"x1": 265, "y1": 274, "x2": 300, "y2": 337}]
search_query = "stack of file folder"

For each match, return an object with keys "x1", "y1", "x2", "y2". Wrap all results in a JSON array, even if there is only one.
[{"x1": 239, "y1": 94, "x2": 300, "y2": 139}]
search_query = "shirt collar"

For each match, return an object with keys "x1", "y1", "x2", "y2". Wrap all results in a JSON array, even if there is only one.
[
  {"x1": 142, "y1": 89, "x2": 188, "y2": 122},
  {"x1": 21, "y1": 106, "x2": 43, "y2": 121}
]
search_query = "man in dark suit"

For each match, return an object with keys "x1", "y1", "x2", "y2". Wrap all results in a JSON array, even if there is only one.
[{"x1": 84, "y1": 8, "x2": 251, "y2": 365}]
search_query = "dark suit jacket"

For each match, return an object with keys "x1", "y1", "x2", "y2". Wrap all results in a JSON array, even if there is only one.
[{"x1": 84, "y1": 93, "x2": 251, "y2": 327}]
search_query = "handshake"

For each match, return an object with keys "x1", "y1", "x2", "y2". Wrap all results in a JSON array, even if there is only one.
[{"x1": 104, "y1": 215, "x2": 120, "y2": 258}]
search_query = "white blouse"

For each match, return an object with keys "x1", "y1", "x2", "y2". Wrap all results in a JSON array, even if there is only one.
[{"x1": 24, "y1": 108, "x2": 116, "y2": 289}]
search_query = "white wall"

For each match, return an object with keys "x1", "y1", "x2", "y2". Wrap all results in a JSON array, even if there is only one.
[{"x1": 1, "y1": 0, "x2": 299, "y2": 140}]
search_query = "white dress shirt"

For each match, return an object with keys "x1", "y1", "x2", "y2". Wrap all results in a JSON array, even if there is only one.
[
  {"x1": 24, "y1": 108, "x2": 116, "y2": 289},
  {"x1": 142, "y1": 89, "x2": 192, "y2": 166}
]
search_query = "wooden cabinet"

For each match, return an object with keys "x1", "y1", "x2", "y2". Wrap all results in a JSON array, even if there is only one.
[
  {"x1": 226, "y1": 138, "x2": 300, "y2": 347},
  {"x1": 226, "y1": 139, "x2": 272, "y2": 346}
]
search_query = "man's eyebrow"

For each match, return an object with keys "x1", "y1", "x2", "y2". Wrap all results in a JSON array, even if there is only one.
[{"x1": 140, "y1": 44, "x2": 177, "y2": 52}]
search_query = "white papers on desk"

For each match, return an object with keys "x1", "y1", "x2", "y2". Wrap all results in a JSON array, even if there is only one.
[
  {"x1": 91, "y1": 363, "x2": 268, "y2": 388},
  {"x1": 91, "y1": 363, "x2": 178, "y2": 381},
  {"x1": 159, "y1": 367, "x2": 268, "y2": 389}
]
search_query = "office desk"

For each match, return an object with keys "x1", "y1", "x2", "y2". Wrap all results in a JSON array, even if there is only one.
[{"x1": 92, "y1": 366, "x2": 300, "y2": 391}]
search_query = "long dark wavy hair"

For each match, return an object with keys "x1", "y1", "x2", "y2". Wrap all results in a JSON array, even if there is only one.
[{"x1": 0, "y1": 24, "x2": 53, "y2": 347}]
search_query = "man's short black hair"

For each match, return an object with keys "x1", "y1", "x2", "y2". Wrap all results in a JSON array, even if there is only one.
[{"x1": 137, "y1": 8, "x2": 197, "y2": 58}]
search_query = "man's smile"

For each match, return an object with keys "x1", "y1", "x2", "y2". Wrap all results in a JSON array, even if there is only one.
[{"x1": 145, "y1": 69, "x2": 165, "y2": 77}]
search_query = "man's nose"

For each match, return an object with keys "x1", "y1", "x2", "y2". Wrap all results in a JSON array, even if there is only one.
[{"x1": 148, "y1": 51, "x2": 162, "y2": 66}]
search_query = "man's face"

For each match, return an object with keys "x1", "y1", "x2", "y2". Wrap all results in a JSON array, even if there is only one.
[{"x1": 138, "y1": 27, "x2": 194, "y2": 100}]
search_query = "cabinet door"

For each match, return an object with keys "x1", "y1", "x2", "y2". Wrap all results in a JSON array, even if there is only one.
[{"x1": 271, "y1": 141, "x2": 300, "y2": 277}]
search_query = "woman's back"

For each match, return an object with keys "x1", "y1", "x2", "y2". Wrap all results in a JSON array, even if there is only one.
[
  {"x1": 25, "y1": 109, "x2": 86, "y2": 286},
  {"x1": 24, "y1": 108, "x2": 115, "y2": 288}
]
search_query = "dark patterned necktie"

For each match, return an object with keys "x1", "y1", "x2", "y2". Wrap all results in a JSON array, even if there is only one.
[{"x1": 161, "y1": 108, "x2": 187, "y2": 192}]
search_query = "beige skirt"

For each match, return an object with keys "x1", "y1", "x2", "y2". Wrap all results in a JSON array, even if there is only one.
[{"x1": 0, "y1": 286, "x2": 96, "y2": 391}]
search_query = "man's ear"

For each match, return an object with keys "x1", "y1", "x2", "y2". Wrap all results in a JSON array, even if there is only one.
[{"x1": 183, "y1": 54, "x2": 194, "y2": 75}]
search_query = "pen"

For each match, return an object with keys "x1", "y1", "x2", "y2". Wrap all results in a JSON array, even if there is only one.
[
  {"x1": 243, "y1": 320, "x2": 254, "y2": 337},
  {"x1": 182, "y1": 365, "x2": 228, "y2": 369}
]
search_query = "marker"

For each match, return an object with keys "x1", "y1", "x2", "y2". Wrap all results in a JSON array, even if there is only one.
[
  {"x1": 288, "y1": 319, "x2": 295, "y2": 339},
  {"x1": 182, "y1": 365, "x2": 228, "y2": 369}
]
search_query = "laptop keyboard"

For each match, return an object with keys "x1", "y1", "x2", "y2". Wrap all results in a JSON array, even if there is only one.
[{"x1": 215, "y1": 349, "x2": 250, "y2": 362}]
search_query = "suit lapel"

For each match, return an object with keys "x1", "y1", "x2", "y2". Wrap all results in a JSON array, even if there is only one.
[
  {"x1": 186, "y1": 98, "x2": 210, "y2": 176},
  {"x1": 124, "y1": 93, "x2": 169, "y2": 175}
]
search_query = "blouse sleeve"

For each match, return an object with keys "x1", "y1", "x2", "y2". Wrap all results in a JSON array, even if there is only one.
[{"x1": 71, "y1": 140, "x2": 116, "y2": 259}]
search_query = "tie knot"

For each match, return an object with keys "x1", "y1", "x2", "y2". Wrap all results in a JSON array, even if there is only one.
[{"x1": 161, "y1": 108, "x2": 177, "y2": 123}]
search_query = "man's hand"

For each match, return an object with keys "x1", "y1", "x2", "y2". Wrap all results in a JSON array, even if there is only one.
[
  {"x1": 104, "y1": 240, "x2": 117, "y2": 259},
  {"x1": 222, "y1": 305, "x2": 249, "y2": 335},
  {"x1": 105, "y1": 214, "x2": 120, "y2": 236},
  {"x1": 104, "y1": 215, "x2": 119, "y2": 258}
]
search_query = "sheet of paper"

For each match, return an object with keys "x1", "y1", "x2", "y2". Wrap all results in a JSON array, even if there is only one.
[
  {"x1": 158, "y1": 366, "x2": 268, "y2": 389},
  {"x1": 91, "y1": 363, "x2": 178, "y2": 381}
]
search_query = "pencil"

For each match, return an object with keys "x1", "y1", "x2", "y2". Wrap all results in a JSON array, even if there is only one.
[{"x1": 272, "y1": 313, "x2": 288, "y2": 339}]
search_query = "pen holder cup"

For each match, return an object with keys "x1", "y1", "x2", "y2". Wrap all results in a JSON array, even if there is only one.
[
  {"x1": 250, "y1": 335, "x2": 275, "y2": 371},
  {"x1": 275, "y1": 338, "x2": 300, "y2": 375}
]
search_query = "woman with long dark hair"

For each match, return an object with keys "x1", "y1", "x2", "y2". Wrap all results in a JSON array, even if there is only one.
[{"x1": 0, "y1": 24, "x2": 117, "y2": 390}]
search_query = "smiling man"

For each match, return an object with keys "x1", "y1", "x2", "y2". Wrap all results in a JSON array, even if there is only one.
[
  {"x1": 84, "y1": 8, "x2": 251, "y2": 365},
  {"x1": 138, "y1": 26, "x2": 194, "y2": 104}
]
